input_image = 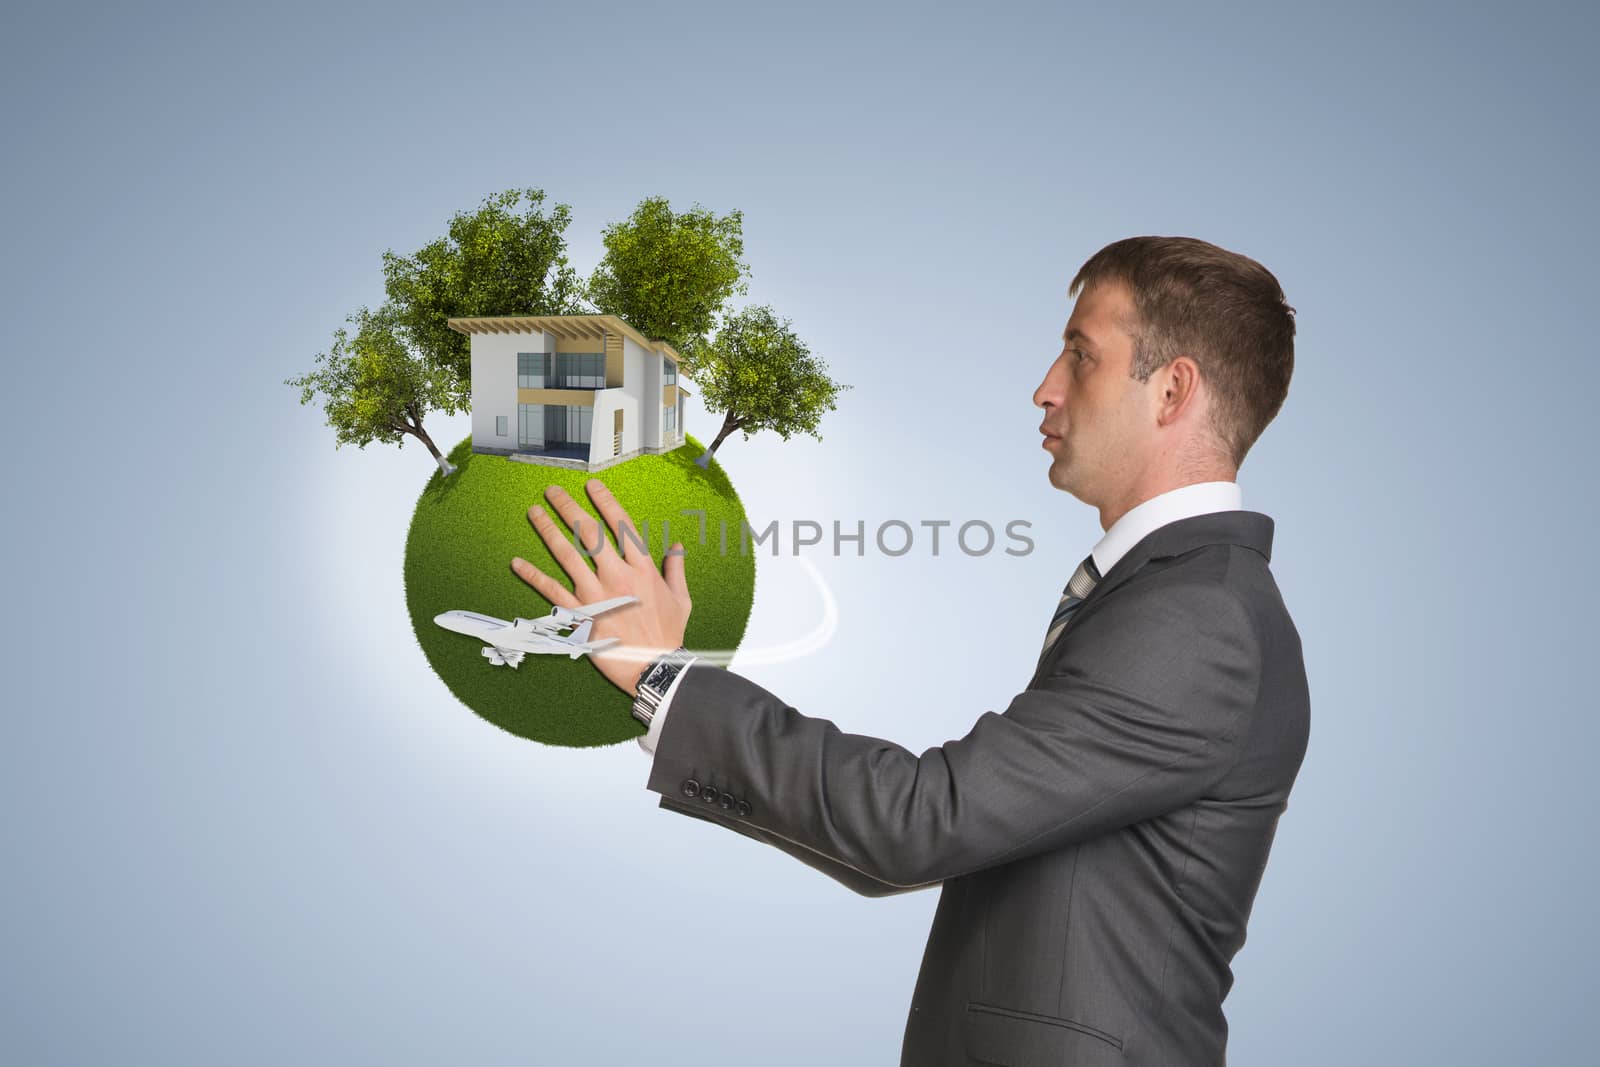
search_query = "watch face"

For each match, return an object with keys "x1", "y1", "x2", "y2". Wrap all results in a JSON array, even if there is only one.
[{"x1": 643, "y1": 651, "x2": 689, "y2": 694}]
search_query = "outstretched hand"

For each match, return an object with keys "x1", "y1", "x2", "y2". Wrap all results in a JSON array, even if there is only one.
[{"x1": 510, "y1": 480, "x2": 692, "y2": 697}]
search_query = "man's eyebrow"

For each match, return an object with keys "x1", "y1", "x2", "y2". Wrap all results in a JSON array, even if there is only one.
[{"x1": 1062, "y1": 327, "x2": 1096, "y2": 347}]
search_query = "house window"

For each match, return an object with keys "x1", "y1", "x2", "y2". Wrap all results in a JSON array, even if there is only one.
[
  {"x1": 552, "y1": 352, "x2": 604, "y2": 388},
  {"x1": 518, "y1": 352, "x2": 547, "y2": 389},
  {"x1": 663, "y1": 361, "x2": 677, "y2": 385},
  {"x1": 495, "y1": 415, "x2": 508, "y2": 437},
  {"x1": 663, "y1": 404, "x2": 677, "y2": 432}
]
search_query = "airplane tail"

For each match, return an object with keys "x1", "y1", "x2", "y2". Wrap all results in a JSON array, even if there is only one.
[
  {"x1": 570, "y1": 637, "x2": 619, "y2": 660},
  {"x1": 566, "y1": 620, "x2": 622, "y2": 657}
]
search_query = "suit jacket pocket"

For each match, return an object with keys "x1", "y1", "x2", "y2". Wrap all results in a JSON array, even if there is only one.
[{"x1": 964, "y1": 1001, "x2": 1123, "y2": 1066}]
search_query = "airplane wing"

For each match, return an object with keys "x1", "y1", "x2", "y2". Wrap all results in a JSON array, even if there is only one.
[{"x1": 553, "y1": 595, "x2": 639, "y2": 624}]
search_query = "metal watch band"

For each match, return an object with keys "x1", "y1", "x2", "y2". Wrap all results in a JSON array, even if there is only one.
[{"x1": 632, "y1": 646, "x2": 695, "y2": 728}]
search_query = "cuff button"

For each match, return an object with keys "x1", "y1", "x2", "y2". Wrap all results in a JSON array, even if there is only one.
[{"x1": 680, "y1": 778, "x2": 700, "y2": 798}]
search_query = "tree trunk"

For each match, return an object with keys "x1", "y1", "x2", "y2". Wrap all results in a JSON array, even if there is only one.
[
  {"x1": 695, "y1": 411, "x2": 742, "y2": 469},
  {"x1": 410, "y1": 423, "x2": 456, "y2": 477}
]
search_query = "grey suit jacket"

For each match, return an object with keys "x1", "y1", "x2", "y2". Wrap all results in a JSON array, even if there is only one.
[{"x1": 646, "y1": 510, "x2": 1310, "y2": 1065}]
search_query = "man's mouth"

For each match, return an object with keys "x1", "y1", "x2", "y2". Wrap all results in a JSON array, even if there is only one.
[{"x1": 1040, "y1": 426, "x2": 1063, "y2": 450}]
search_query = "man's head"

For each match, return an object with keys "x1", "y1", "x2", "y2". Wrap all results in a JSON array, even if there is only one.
[{"x1": 1033, "y1": 236, "x2": 1296, "y2": 525}]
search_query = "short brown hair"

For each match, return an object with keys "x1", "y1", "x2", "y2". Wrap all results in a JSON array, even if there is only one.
[{"x1": 1069, "y1": 236, "x2": 1296, "y2": 469}]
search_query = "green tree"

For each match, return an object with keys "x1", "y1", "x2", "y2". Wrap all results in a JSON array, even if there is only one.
[
  {"x1": 690, "y1": 304, "x2": 848, "y2": 468},
  {"x1": 285, "y1": 303, "x2": 464, "y2": 476},
  {"x1": 585, "y1": 196, "x2": 750, "y2": 354},
  {"x1": 383, "y1": 187, "x2": 585, "y2": 385}
]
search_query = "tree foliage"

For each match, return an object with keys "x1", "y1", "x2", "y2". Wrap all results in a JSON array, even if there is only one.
[
  {"x1": 383, "y1": 187, "x2": 584, "y2": 385},
  {"x1": 585, "y1": 196, "x2": 750, "y2": 354},
  {"x1": 692, "y1": 304, "x2": 849, "y2": 465},
  {"x1": 285, "y1": 303, "x2": 463, "y2": 474}
]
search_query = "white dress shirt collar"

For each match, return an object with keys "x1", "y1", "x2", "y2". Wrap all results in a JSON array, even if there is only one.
[{"x1": 1090, "y1": 480, "x2": 1242, "y2": 576}]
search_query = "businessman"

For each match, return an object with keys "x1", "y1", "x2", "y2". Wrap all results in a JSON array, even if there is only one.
[{"x1": 511, "y1": 236, "x2": 1309, "y2": 1065}]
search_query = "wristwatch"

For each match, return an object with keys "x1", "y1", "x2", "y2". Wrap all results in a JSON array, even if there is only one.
[{"x1": 632, "y1": 646, "x2": 696, "y2": 729}]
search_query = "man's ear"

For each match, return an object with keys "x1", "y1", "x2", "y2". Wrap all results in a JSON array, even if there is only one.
[{"x1": 1156, "y1": 356, "x2": 1204, "y2": 427}]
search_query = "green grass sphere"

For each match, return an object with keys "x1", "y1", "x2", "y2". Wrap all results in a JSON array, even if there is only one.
[{"x1": 404, "y1": 434, "x2": 756, "y2": 746}]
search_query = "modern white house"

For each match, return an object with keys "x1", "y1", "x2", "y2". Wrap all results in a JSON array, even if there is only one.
[{"x1": 446, "y1": 314, "x2": 689, "y2": 472}]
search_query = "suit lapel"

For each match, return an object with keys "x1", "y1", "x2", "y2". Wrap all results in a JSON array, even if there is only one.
[{"x1": 1028, "y1": 510, "x2": 1275, "y2": 688}]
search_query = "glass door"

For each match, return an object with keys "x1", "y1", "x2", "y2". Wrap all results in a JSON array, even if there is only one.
[{"x1": 518, "y1": 403, "x2": 544, "y2": 448}]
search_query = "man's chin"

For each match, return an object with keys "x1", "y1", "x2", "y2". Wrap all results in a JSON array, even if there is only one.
[{"x1": 1047, "y1": 457, "x2": 1092, "y2": 500}]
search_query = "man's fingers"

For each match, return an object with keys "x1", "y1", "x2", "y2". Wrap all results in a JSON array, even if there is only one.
[
  {"x1": 543, "y1": 484, "x2": 622, "y2": 572},
  {"x1": 509, "y1": 555, "x2": 583, "y2": 609},
  {"x1": 584, "y1": 479, "x2": 651, "y2": 567},
  {"x1": 663, "y1": 541, "x2": 690, "y2": 603},
  {"x1": 526, "y1": 503, "x2": 606, "y2": 599}
]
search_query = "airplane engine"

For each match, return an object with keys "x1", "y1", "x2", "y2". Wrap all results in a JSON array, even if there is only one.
[{"x1": 482, "y1": 646, "x2": 525, "y2": 669}]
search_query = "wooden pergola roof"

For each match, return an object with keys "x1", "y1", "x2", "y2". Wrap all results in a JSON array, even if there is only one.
[{"x1": 446, "y1": 313, "x2": 682, "y2": 363}]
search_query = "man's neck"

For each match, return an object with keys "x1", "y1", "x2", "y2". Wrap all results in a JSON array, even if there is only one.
[{"x1": 1098, "y1": 470, "x2": 1238, "y2": 531}]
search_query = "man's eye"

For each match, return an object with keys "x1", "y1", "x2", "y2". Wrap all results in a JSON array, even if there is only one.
[{"x1": 1072, "y1": 348, "x2": 1088, "y2": 363}]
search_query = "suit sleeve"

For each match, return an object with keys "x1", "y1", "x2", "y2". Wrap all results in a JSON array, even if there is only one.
[
  {"x1": 653, "y1": 794, "x2": 932, "y2": 897},
  {"x1": 648, "y1": 665, "x2": 927, "y2": 896},
  {"x1": 644, "y1": 579, "x2": 1262, "y2": 890}
]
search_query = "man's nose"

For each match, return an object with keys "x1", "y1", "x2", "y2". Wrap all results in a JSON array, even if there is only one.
[{"x1": 1034, "y1": 355, "x2": 1066, "y2": 409}]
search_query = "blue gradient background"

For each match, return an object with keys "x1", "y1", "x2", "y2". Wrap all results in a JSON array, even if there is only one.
[{"x1": 3, "y1": 2, "x2": 1594, "y2": 1063}]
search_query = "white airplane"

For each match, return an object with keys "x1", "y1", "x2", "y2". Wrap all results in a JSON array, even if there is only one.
[{"x1": 434, "y1": 596, "x2": 638, "y2": 668}]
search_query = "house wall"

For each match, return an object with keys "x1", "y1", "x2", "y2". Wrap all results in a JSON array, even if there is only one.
[
  {"x1": 588, "y1": 384, "x2": 642, "y2": 465},
  {"x1": 624, "y1": 336, "x2": 646, "y2": 410},
  {"x1": 471, "y1": 329, "x2": 551, "y2": 451},
  {"x1": 630, "y1": 337, "x2": 662, "y2": 448}
]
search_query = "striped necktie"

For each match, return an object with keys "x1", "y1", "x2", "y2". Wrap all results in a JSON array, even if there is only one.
[{"x1": 1038, "y1": 553, "x2": 1102, "y2": 662}]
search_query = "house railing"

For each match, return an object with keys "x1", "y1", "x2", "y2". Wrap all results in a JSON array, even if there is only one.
[{"x1": 521, "y1": 379, "x2": 607, "y2": 390}]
